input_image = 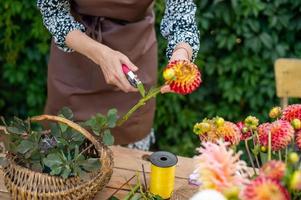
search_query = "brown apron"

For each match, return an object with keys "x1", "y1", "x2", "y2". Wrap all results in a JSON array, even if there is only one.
[{"x1": 45, "y1": 0, "x2": 157, "y2": 144}]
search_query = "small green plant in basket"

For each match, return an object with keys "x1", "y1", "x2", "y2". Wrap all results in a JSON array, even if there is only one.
[{"x1": 0, "y1": 107, "x2": 118, "y2": 179}]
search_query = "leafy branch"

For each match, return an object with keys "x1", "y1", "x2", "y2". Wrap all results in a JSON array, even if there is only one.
[
  {"x1": 117, "y1": 86, "x2": 162, "y2": 126},
  {"x1": 0, "y1": 86, "x2": 162, "y2": 180}
]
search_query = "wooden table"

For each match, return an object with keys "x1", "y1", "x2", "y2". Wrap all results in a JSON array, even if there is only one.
[{"x1": 0, "y1": 146, "x2": 195, "y2": 199}]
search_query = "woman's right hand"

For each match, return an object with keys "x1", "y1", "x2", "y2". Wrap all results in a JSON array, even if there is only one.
[
  {"x1": 92, "y1": 44, "x2": 138, "y2": 93},
  {"x1": 66, "y1": 30, "x2": 138, "y2": 93}
]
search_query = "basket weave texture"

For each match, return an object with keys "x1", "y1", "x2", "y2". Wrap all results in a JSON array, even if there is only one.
[{"x1": 3, "y1": 115, "x2": 114, "y2": 200}]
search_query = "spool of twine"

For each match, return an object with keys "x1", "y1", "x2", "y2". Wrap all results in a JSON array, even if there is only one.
[{"x1": 149, "y1": 151, "x2": 178, "y2": 199}]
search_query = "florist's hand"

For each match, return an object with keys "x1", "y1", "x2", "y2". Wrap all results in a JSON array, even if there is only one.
[
  {"x1": 94, "y1": 44, "x2": 138, "y2": 93},
  {"x1": 161, "y1": 85, "x2": 174, "y2": 94},
  {"x1": 65, "y1": 30, "x2": 138, "y2": 93},
  {"x1": 161, "y1": 46, "x2": 191, "y2": 94}
]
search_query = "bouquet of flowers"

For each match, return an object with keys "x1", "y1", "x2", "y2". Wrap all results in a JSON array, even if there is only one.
[{"x1": 191, "y1": 104, "x2": 301, "y2": 200}]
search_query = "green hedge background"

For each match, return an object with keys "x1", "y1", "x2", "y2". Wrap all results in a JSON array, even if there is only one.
[{"x1": 1, "y1": 0, "x2": 301, "y2": 156}]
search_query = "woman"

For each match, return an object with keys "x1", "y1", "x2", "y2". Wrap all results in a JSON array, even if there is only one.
[{"x1": 37, "y1": 0, "x2": 199, "y2": 150}]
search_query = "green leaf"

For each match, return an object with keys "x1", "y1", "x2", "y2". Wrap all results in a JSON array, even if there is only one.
[
  {"x1": 7, "y1": 126, "x2": 23, "y2": 135},
  {"x1": 80, "y1": 158, "x2": 101, "y2": 172},
  {"x1": 61, "y1": 167, "x2": 72, "y2": 179},
  {"x1": 102, "y1": 130, "x2": 114, "y2": 146},
  {"x1": 259, "y1": 32, "x2": 273, "y2": 49},
  {"x1": 31, "y1": 161, "x2": 43, "y2": 172},
  {"x1": 152, "y1": 195, "x2": 164, "y2": 200},
  {"x1": 131, "y1": 194, "x2": 142, "y2": 200},
  {"x1": 50, "y1": 165, "x2": 63, "y2": 175},
  {"x1": 43, "y1": 153, "x2": 64, "y2": 168},
  {"x1": 16, "y1": 140, "x2": 34, "y2": 154},
  {"x1": 74, "y1": 165, "x2": 88, "y2": 179},
  {"x1": 76, "y1": 154, "x2": 86, "y2": 162},
  {"x1": 108, "y1": 196, "x2": 119, "y2": 200},
  {"x1": 107, "y1": 109, "x2": 117, "y2": 128},
  {"x1": 11, "y1": 117, "x2": 29, "y2": 133},
  {"x1": 251, "y1": 144, "x2": 260, "y2": 156},
  {"x1": 58, "y1": 107, "x2": 74, "y2": 120},
  {"x1": 28, "y1": 131, "x2": 42, "y2": 143},
  {"x1": 84, "y1": 114, "x2": 107, "y2": 135},
  {"x1": 59, "y1": 122, "x2": 68, "y2": 132},
  {"x1": 74, "y1": 145, "x2": 79, "y2": 158},
  {"x1": 69, "y1": 130, "x2": 85, "y2": 142},
  {"x1": 56, "y1": 138, "x2": 69, "y2": 147},
  {"x1": 50, "y1": 123, "x2": 61, "y2": 138},
  {"x1": 24, "y1": 147, "x2": 41, "y2": 160}
]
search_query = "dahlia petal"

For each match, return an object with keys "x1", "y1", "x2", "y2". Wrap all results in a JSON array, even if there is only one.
[
  {"x1": 194, "y1": 141, "x2": 249, "y2": 193},
  {"x1": 259, "y1": 160, "x2": 286, "y2": 181},
  {"x1": 295, "y1": 130, "x2": 301, "y2": 150},
  {"x1": 258, "y1": 120, "x2": 294, "y2": 151},
  {"x1": 281, "y1": 104, "x2": 301, "y2": 122},
  {"x1": 163, "y1": 60, "x2": 201, "y2": 95},
  {"x1": 241, "y1": 177, "x2": 290, "y2": 200}
]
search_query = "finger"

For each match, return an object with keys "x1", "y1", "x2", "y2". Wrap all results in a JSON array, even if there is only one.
[
  {"x1": 105, "y1": 73, "x2": 124, "y2": 91},
  {"x1": 111, "y1": 74, "x2": 132, "y2": 93},
  {"x1": 100, "y1": 63, "x2": 129, "y2": 92},
  {"x1": 160, "y1": 85, "x2": 175, "y2": 94},
  {"x1": 112, "y1": 78, "x2": 126, "y2": 92},
  {"x1": 115, "y1": 62, "x2": 138, "y2": 92},
  {"x1": 120, "y1": 56, "x2": 138, "y2": 72}
]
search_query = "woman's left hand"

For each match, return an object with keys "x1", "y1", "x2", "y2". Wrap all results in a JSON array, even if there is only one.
[{"x1": 161, "y1": 47, "x2": 191, "y2": 94}]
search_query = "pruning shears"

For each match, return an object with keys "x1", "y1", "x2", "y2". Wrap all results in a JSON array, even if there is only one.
[{"x1": 122, "y1": 64, "x2": 145, "y2": 97}]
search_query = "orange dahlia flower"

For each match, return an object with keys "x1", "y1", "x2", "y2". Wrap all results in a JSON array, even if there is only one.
[
  {"x1": 241, "y1": 177, "x2": 289, "y2": 200},
  {"x1": 194, "y1": 141, "x2": 249, "y2": 193},
  {"x1": 163, "y1": 60, "x2": 201, "y2": 95},
  {"x1": 259, "y1": 160, "x2": 286, "y2": 181},
  {"x1": 281, "y1": 104, "x2": 301, "y2": 122},
  {"x1": 195, "y1": 119, "x2": 241, "y2": 146},
  {"x1": 258, "y1": 120, "x2": 294, "y2": 151},
  {"x1": 295, "y1": 130, "x2": 301, "y2": 150}
]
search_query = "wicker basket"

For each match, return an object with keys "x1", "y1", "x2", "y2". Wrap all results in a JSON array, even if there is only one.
[{"x1": 3, "y1": 115, "x2": 113, "y2": 200}]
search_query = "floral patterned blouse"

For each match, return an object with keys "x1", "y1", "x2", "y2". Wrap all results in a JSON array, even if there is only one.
[{"x1": 37, "y1": 0, "x2": 200, "y2": 60}]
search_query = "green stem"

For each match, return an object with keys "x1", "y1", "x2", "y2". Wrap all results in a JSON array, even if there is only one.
[
  {"x1": 278, "y1": 150, "x2": 282, "y2": 161},
  {"x1": 285, "y1": 147, "x2": 288, "y2": 164},
  {"x1": 251, "y1": 130, "x2": 260, "y2": 168},
  {"x1": 245, "y1": 139, "x2": 257, "y2": 175},
  {"x1": 136, "y1": 172, "x2": 148, "y2": 200},
  {"x1": 117, "y1": 87, "x2": 162, "y2": 127},
  {"x1": 268, "y1": 130, "x2": 272, "y2": 161},
  {"x1": 123, "y1": 184, "x2": 140, "y2": 200},
  {"x1": 109, "y1": 175, "x2": 136, "y2": 199},
  {"x1": 291, "y1": 135, "x2": 295, "y2": 151}
]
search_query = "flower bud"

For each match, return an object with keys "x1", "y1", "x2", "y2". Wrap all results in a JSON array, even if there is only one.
[
  {"x1": 290, "y1": 171, "x2": 301, "y2": 190},
  {"x1": 288, "y1": 152, "x2": 299, "y2": 164},
  {"x1": 163, "y1": 68, "x2": 175, "y2": 81},
  {"x1": 193, "y1": 122, "x2": 211, "y2": 135},
  {"x1": 244, "y1": 116, "x2": 259, "y2": 129},
  {"x1": 291, "y1": 119, "x2": 301, "y2": 130},
  {"x1": 260, "y1": 146, "x2": 267, "y2": 153},
  {"x1": 269, "y1": 107, "x2": 282, "y2": 119},
  {"x1": 215, "y1": 117, "x2": 225, "y2": 127},
  {"x1": 242, "y1": 127, "x2": 249, "y2": 134},
  {"x1": 223, "y1": 186, "x2": 240, "y2": 199}
]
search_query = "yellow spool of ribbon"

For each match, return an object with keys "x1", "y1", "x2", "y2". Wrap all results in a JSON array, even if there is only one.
[{"x1": 149, "y1": 151, "x2": 178, "y2": 199}]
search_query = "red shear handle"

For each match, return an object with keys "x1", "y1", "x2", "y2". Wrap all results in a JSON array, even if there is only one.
[{"x1": 122, "y1": 64, "x2": 131, "y2": 74}]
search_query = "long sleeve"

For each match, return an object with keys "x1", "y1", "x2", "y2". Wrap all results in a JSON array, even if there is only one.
[
  {"x1": 37, "y1": 0, "x2": 86, "y2": 52},
  {"x1": 160, "y1": 0, "x2": 200, "y2": 61}
]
